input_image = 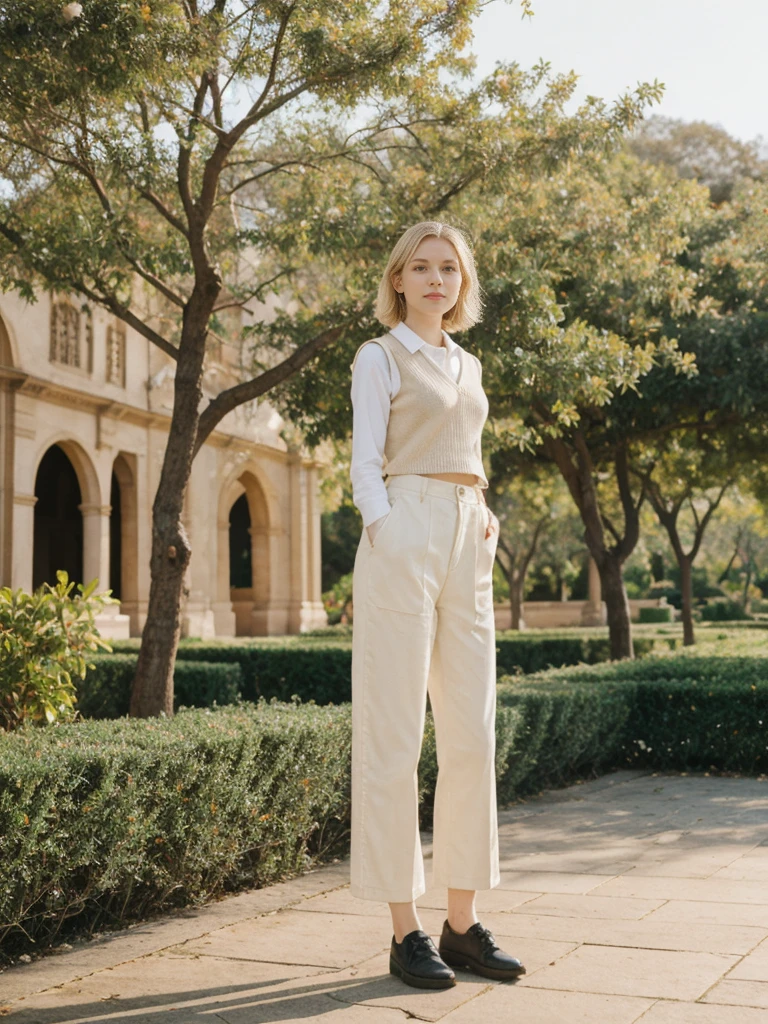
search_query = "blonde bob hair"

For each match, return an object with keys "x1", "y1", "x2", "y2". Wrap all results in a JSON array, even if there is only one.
[{"x1": 375, "y1": 221, "x2": 482, "y2": 333}]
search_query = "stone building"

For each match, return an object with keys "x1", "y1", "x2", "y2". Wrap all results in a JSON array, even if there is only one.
[{"x1": 0, "y1": 288, "x2": 327, "y2": 638}]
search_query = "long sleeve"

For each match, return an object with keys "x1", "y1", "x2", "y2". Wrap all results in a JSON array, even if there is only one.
[{"x1": 350, "y1": 343, "x2": 395, "y2": 527}]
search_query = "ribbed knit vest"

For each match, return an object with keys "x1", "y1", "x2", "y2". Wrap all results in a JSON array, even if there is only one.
[{"x1": 351, "y1": 332, "x2": 489, "y2": 487}]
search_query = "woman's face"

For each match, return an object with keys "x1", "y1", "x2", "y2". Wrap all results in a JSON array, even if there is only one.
[{"x1": 392, "y1": 236, "x2": 462, "y2": 323}]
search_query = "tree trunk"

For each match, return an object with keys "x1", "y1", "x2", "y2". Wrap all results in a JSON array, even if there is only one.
[
  {"x1": 130, "y1": 284, "x2": 218, "y2": 717},
  {"x1": 510, "y1": 569, "x2": 525, "y2": 631},
  {"x1": 598, "y1": 554, "x2": 634, "y2": 660},
  {"x1": 679, "y1": 555, "x2": 695, "y2": 646}
]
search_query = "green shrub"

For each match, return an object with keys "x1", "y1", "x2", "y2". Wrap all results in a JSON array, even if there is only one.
[
  {"x1": 638, "y1": 606, "x2": 673, "y2": 624},
  {"x1": 0, "y1": 573, "x2": 111, "y2": 732},
  {"x1": 78, "y1": 656, "x2": 243, "y2": 719},
  {"x1": 101, "y1": 634, "x2": 661, "y2": 707},
  {"x1": 0, "y1": 699, "x2": 351, "y2": 964},
  {"x1": 501, "y1": 653, "x2": 768, "y2": 774},
  {"x1": 701, "y1": 600, "x2": 753, "y2": 622},
  {"x1": 3, "y1": 650, "x2": 768, "y2": 964},
  {"x1": 494, "y1": 634, "x2": 657, "y2": 675}
]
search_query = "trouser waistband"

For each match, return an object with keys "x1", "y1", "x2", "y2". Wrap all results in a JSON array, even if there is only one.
[{"x1": 385, "y1": 473, "x2": 485, "y2": 504}]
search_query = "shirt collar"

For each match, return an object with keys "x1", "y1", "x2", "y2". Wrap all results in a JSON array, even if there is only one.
[{"x1": 390, "y1": 321, "x2": 456, "y2": 354}]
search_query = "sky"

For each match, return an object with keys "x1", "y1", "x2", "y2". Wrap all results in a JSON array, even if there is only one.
[{"x1": 471, "y1": 0, "x2": 767, "y2": 149}]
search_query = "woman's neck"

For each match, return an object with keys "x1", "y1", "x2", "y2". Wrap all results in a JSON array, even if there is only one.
[{"x1": 403, "y1": 312, "x2": 444, "y2": 348}]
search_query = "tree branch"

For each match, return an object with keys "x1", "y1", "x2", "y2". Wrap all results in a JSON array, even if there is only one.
[
  {"x1": 193, "y1": 313, "x2": 362, "y2": 453},
  {"x1": 73, "y1": 279, "x2": 179, "y2": 362}
]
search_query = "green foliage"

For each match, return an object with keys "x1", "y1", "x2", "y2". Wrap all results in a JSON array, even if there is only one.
[
  {"x1": 700, "y1": 600, "x2": 753, "y2": 622},
  {"x1": 0, "y1": 572, "x2": 111, "y2": 732},
  {"x1": 639, "y1": 606, "x2": 673, "y2": 623},
  {"x1": 0, "y1": 699, "x2": 352, "y2": 963},
  {"x1": 495, "y1": 633, "x2": 659, "y2": 674},
  {"x1": 3, "y1": 646, "x2": 767, "y2": 961},
  {"x1": 515, "y1": 653, "x2": 768, "y2": 773},
  {"x1": 79, "y1": 655, "x2": 243, "y2": 719},
  {"x1": 100, "y1": 634, "x2": 662, "y2": 710}
]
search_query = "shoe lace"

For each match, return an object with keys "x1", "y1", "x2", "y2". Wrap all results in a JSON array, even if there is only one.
[
  {"x1": 473, "y1": 924, "x2": 499, "y2": 953},
  {"x1": 409, "y1": 933, "x2": 439, "y2": 963}
]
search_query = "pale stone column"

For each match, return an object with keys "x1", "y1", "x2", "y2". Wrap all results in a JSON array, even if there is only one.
[
  {"x1": 81, "y1": 501, "x2": 131, "y2": 638},
  {"x1": 580, "y1": 555, "x2": 607, "y2": 626},
  {"x1": 12, "y1": 492, "x2": 36, "y2": 592},
  {"x1": 212, "y1": 510, "x2": 236, "y2": 636},
  {"x1": 80, "y1": 503, "x2": 112, "y2": 592},
  {"x1": 179, "y1": 475, "x2": 216, "y2": 639},
  {"x1": 304, "y1": 461, "x2": 328, "y2": 628},
  {"x1": 286, "y1": 452, "x2": 307, "y2": 633},
  {"x1": 0, "y1": 380, "x2": 16, "y2": 587}
]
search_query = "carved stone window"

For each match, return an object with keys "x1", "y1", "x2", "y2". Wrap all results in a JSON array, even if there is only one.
[
  {"x1": 50, "y1": 300, "x2": 81, "y2": 367},
  {"x1": 106, "y1": 321, "x2": 126, "y2": 387}
]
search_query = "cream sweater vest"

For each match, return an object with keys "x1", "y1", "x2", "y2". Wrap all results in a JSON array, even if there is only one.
[{"x1": 351, "y1": 332, "x2": 489, "y2": 487}]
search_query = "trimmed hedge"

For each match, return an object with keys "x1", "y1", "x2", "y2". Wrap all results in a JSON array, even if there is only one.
[
  {"x1": 638, "y1": 606, "x2": 673, "y2": 624},
  {"x1": 701, "y1": 600, "x2": 753, "y2": 622},
  {"x1": 498, "y1": 654, "x2": 768, "y2": 775},
  {"x1": 78, "y1": 656, "x2": 242, "y2": 719},
  {"x1": 0, "y1": 700, "x2": 351, "y2": 964},
  {"x1": 5, "y1": 650, "x2": 764, "y2": 964},
  {"x1": 101, "y1": 634, "x2": 664, "y2": 708}
]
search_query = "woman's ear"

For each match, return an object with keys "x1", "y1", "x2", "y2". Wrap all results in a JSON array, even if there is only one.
[{"x1": 392, "y1": 272, "x2": 403, "y2": 294}]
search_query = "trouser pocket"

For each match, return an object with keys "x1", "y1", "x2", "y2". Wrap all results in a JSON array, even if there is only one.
[
  {"x1": 474, "y1": 507, "x2": 498, "y2": 624},
  {"x1": 367, "y1": 491, "x2": 430, "y2": 616}
]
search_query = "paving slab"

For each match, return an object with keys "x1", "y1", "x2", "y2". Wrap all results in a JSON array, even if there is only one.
[
  {"x1": 521, "y1": 944, "x2": 740, "y2": 1000},
  {"x1": 726, "y1": 936, "x2": 768, "y2": 981},
  {"x1": 3, "y1": 955, "x2": 325, "y2": 1019},
  {"x1": 496, "y1": 870, "x2": 615, "y2": 893},
  {"x1": 514, "y1": 892, "x2": 667, "y2": 920},
  {"x1": 581, "y1": 918, "x2": 767, "y2": 956},
  {"x1": 171, "y1": 909, "x2": 390, "y2": 970},
  {"x1": 594, "y1": 875, "x2": 768, "y2": 904},
  {"x1": 645, "y1": 899, "x2": 768, "y2": 929},
  {"x1": 702, "y1": 978, "x2": 768, "y2": 1008},
  {"x1": 446, "y1": 985, "x2": 654, "y2": 1023},
  {"x1": 637, "y1": 1002, "x2": 768, "y2": 1023},
  {"x1": 1, "y1": 770, "x2": 767, "y2": 1024}
]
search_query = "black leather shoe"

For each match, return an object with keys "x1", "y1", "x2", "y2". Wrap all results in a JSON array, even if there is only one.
[
  {"x1": 438, "y1": 920, "x2": 526, "y2": 981},
  {"x1": 389, "y1": 929, "x2": 456, "y2": 989}
]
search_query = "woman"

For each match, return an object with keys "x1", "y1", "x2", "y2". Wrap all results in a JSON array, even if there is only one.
[{"x1": 349, "y1": 222, "x2": 526, "y2": 990}]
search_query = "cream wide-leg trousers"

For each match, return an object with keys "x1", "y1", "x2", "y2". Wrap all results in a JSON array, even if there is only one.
[{"x1": 350, "y1": 473, "x2": 501, "y2": 902}]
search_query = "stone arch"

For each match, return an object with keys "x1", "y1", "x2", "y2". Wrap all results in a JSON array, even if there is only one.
[
  {"x1": 218, "y1": 465, "x2": 274, "y2": 636},
  {"x1": 111, "y1": 452, "x2": 140, "y2": 633},
  {"x1": 0, "y1": 313, "x2": 15, "y2": 585},
  {"x1": 32, "y1": 439, "x2": 102, "y2": 590},
  {"x1": 0, "y1": 315, "x2": 13, "y2": 368}
]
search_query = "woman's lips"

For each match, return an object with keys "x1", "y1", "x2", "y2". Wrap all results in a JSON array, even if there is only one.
[{"x1": 425, "y1": 293, "x2": 445, "y2": 299}]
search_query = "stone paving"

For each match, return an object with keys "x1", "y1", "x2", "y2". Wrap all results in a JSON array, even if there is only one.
[{"x1": 2, "y1": 770, "x2": 768, "y2": 1023}]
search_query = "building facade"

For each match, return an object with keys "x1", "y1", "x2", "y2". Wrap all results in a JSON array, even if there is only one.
[{"x1": 0, "y1": 289, "x2": 327, "y2": 638}]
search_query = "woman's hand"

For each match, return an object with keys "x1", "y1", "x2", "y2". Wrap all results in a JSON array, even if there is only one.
[
  {"x1": 484, "y1": 506, "x2": 499, "y2": 540},
  {"x1": 367, "y1": 511, "x2": 390, "y2": 545}
]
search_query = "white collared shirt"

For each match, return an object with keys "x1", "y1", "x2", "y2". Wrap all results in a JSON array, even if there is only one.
[{"x1": 350, "y1": 321, "x2": 462, "y2": 527}]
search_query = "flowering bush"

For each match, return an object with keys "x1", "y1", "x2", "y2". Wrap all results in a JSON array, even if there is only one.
[{"x1": 0, "y1": 572, "x2": 112, "y2": 731}]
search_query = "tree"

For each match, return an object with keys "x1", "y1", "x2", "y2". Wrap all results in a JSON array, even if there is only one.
[
  {"x1": 487, "y1": 462, "x2": 576, "y2": 630},
  {"x1": 1, "y1": 0, "x2": 569, "y2": 716},
  {"x1": 626, "y1": 116, "x2": 768, "y2": 204},
  {"x1": 633, "y1": 437, "x2": 736, "y2": 645}
]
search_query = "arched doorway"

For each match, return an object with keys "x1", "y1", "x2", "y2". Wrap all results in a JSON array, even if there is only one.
[
  {"x1": 0, "y1": 314, "x2": 15, "y2": 587},
  {"x1": 33, "y1": 444, "x2": 83, "y2": 589},
  {"x1": 222, "y1": 470, "x2": 272, "y2": 636},
  {"x1": 110, "y1": 470, "x2": 122, "y2": 599},
  {"x1": 229, "y1": 493, "x2": 252, "y2": 589}
]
